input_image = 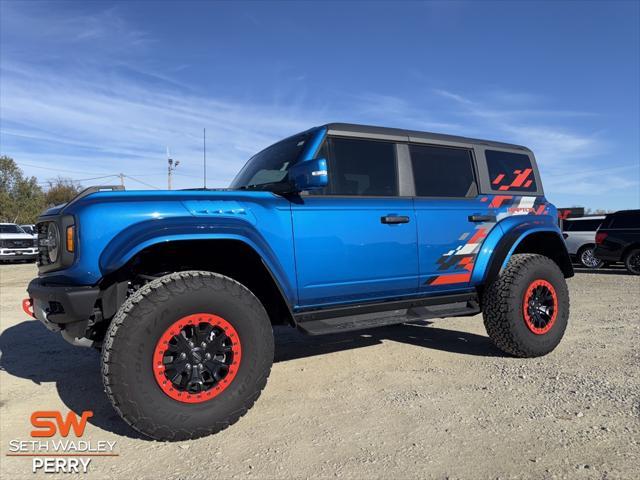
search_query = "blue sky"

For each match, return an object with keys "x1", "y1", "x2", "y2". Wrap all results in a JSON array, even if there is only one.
[{"x1": 1, "y1": 0, "x2": 638, "y2": 210}]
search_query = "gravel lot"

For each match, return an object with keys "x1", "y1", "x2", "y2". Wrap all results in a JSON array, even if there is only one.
[{"x1": 1, "y1": 262, "x2": 638, "y2": 479}]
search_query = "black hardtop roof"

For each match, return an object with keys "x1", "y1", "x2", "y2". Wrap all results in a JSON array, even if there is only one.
[
  {"x1": 566, "y1": 215, "x2": 607, "y2": 220},
  {"x1": 323, "y1": 122, "x2": 530, "y2": 151},
  {"x1": 608, "y1": 209, "x2": 640, "y2": 216}
]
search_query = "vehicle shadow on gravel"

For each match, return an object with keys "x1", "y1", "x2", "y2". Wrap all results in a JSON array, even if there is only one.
[
  {"x1": 0, "y1": 320, "x2": 148, "y2": 440},
  {"x1": 0, "y1": 319, "x2": 502, "y2": 440},
  {"x1": 273, "y1": 321, "x2": 504, "y2": 362}
]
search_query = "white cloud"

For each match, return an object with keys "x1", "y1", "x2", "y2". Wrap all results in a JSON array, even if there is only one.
[
  {"x1": 432, "y1": 88, "x2": 608, "y2": 166},
  {"x1": 0, "y1": 59, "x2": 327, "y2": 188}
]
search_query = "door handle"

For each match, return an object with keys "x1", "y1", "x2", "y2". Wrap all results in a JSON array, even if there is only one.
[
  {"x1": 381, "y1": 215, "x2": 410, "y2": 224},
  {"x1": 468, "y1": 214, "x2": 496, "y2": 223}
]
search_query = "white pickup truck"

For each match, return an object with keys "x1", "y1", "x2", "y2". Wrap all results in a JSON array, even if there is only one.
[{"x1": 0, "y1": 223, "x2": 38, "y2": 262}]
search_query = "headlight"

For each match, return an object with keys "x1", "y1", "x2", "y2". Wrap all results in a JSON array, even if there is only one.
[{"x1": 46, "y1": 222, "x2": 60, "y2": 263}]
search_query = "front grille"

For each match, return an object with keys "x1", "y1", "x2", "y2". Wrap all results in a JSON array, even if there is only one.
[
  {"x1": 4, "y1": 239, "x2": 35, "y2": 248},
  {"x1": 36, "y1": 222, "x2": 51, "y2": 266}
]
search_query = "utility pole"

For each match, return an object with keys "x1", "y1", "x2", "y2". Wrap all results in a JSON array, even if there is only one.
[
  {"x1": 203, "y1": 128, "x2": 207, "y2": 189},
  {"x1": 167, "y1": 147, "x2": 179, "y2": 190}
]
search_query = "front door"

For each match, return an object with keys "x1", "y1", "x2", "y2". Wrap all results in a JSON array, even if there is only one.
[{"x1": 291, "y1": 137, "x2": 418, "y2": 308}]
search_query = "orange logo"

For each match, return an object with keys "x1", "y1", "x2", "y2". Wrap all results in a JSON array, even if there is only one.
[{"x1": 30, "y1": 411, "x2": 93, "y2": 438}]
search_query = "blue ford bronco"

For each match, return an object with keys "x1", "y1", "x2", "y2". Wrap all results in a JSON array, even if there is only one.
[{"x1": 26, "y1": 123, "x2": 573, "y2": 441}]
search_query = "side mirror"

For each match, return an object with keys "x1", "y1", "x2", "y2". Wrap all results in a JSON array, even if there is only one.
[{"x1": 289, "y1": 158, "x2": 328, "y2": 192}]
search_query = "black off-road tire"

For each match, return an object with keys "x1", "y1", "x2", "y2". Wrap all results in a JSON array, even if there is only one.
[
  {"x1": 482, "y1": 254, "x2": 569, "y2": 357},
  {"x1": 101, "y1": 271, "x2": 274, "y2": 441},
  {"x1": 624, "y1": 248, "x2": 640, "y2": 275}
]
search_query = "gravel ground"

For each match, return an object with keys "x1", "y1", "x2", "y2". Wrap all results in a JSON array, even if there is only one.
[{"x1": 1, "y1": 262, "x2": 638, "y2": 479}]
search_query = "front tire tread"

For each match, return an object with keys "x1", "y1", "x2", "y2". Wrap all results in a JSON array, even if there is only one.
[{"x1": 101, "y1": 271, "x2": 272, "y2": 441}]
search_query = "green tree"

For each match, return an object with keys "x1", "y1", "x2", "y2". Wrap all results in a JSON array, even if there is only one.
[
  {"x1": 44, "y1": 177, "x2": 83, "y2": 208},
  {"x1": 0, "y1": 156, "x2": 45, "y2": 224}
]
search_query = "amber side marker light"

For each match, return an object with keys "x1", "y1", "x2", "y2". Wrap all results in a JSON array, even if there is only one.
[{"x1": 66, "y1": 226, "x2": 75, "y2": 252}]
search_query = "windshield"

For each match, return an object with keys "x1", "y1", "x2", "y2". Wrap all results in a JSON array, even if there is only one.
[
  {"x1": 230, "y1": 132, "x2": 310, "y2": 190},
  {"x1": 0, "y1": 224, "x2": 25, "y2": 234}
]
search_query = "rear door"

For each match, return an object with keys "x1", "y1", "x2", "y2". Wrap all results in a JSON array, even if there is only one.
[
  {"x1": 410, "y1": 143, "x2": 492, "y2": 291},
  {"x1": 291, "y1": 137, "x2": 418, "y2": 308}
]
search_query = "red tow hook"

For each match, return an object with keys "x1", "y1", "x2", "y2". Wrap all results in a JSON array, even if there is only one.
[{"x1": 22, "y1": 298, "x2": 35, "y2": 318}]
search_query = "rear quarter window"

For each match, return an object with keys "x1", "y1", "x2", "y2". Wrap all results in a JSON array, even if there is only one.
[
  {"x1": 609, "y1": 212, "x2": 640, "y2": 229},
  {"x1": 486, "y1": 150, "x2": 537, "y2": 192},
  {"x1": 599, "y1": 215, "x2": 614, "y2": 229}
]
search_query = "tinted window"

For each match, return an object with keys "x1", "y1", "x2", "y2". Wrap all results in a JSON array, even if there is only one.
[
  {"x1": 325, "y1": 138, "x2": 398, "y2": 196},
  {"x1": 315, "y1": 139, "x2": 329, "y2": 161},
  {"x1": 410, "y1": 145, "x2": 476, "y2": 197},
  {"x1": 0, "y1": 224, "x2": 24, "y2": 234},
  {"x1": 610, "y1": 211, "x2": 640, "y2": 229},
  {"x1": 564, "y1": 219, "x2": 602, "y2": 232},
  {"x1": 486, "y1": 150, "x2": 537, "y2": 192},
  {"x1": 230, "y1": 132, "x2": 309, "y2": 189},
  {"x1": 600, "y1": 214, "x2": 614, "y2": 229}
]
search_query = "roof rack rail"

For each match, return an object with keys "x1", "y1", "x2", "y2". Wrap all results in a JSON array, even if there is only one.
[{"x1": 61, "y1": 185, "x2": 124, "y2": 213}]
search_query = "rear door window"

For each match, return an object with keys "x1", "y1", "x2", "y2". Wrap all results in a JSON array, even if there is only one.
[
  {"x1": 410, "y1": 145, "x2": 477, "y2": 197},
  {"x1": 486, "y1": 150, "x2": 537, "y2": 192},
  {"x1": 567, "y1": 219, "x2": 603, "y2": 231}
]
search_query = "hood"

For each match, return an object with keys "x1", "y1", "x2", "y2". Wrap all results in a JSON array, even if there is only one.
[
  {"x1": 40, "y1": 203, "x2": 67, "y2": 217},
  {"x1": 0, "y1": 233, "x2": 34, "y2": 240}
]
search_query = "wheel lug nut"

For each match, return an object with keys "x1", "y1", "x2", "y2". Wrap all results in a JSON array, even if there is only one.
[
  {"x1": 198, "y1": 363, "x2": 203, "y2": 369},
  {"x1": 188, "y1": 341, "x2": 194, "y2": 348},
  {"x1": 179, "y1": 352, "x2": 187, "y2": 359},
  {"x1": 201, "y1": 342, "x2": 207, "y2": 348},
  {"x1": 185, "y1": 363, "x2": 191, "y2": 369},
  {"x1": 205, "y1": 353, "x2": 211, "y2": 360}
]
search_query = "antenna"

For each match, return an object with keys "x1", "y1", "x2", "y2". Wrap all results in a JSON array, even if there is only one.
[{"x1": 203, "y1": 128, "x2": 207, "y2": 189}]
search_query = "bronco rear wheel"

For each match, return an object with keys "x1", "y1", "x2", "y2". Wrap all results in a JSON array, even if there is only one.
[
  {"x1": 101, "y1": 271, "x2": 274, "y2": 441},
  {"x1": 482, "y1": 254, "x2": 569, "y2": 357}
]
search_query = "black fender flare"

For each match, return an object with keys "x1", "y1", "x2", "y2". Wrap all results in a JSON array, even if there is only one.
[{"x1": 484, "y1": 229, "x2": 574, "y2": 287}]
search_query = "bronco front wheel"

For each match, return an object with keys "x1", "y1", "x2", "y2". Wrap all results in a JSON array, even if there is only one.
[
  {"x1": 101, "y1": 271, "x2": 274, "y2": 441},
  {"x1": 482, "y1": 254, "x2": 569, "y2": 358}
]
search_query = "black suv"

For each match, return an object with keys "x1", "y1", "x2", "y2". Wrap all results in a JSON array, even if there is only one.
[{"x1": 594, "y1": 209, "x2": 640, "y2": 274}]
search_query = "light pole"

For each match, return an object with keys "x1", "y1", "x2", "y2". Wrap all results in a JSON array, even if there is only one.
[{"x1": 167, "y1": 148, "x2": 179, "y2": 190}]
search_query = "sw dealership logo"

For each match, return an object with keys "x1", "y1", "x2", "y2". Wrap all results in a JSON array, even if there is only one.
[
  {"x1": 31, "y1": 411, "x2": 94, "y2": 437},
  {"x1": 6, "y1": 410, "x2": 117, "y2": 474}
]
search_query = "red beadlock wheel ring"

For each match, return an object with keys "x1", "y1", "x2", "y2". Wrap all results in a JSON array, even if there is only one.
[
  {"x1": 153, "y1": 313, "x2": 242, "y2": 403},
  {"x1": 22, "y1": 298, "x2": 35, "y2": 318},
  {"x1": 522, "y1": 279, "x2": 558, "y2": 335}
]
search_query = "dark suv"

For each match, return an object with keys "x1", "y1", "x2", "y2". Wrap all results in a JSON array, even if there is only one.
[{"x1": 594, "y1": 209, "x2": 640, "y2": 274}]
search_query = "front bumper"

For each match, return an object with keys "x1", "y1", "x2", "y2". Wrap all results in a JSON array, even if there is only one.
[
  {"x1": 26, "y1": 278, "x2": 100, "y2": 330},
  {"x1": 593, "y1": 246, "x2": 620, "y2": 263},
  {"x1": 1, "y1": 248, "x2": 37, "y2": 259}
]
